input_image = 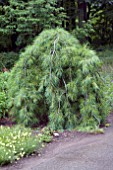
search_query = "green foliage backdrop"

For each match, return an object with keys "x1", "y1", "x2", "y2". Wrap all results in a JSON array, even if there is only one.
[
  {"x1": 0, "y1": 0, "x2": 113, "y2": 52},
  {"x1": 0, "y1": 0, "x2": 65, "y2": 51}
]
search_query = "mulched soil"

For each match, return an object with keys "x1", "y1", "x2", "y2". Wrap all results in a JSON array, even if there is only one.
[{"x1": 0, "y1": 118, "x2": 14, "y2": 127}]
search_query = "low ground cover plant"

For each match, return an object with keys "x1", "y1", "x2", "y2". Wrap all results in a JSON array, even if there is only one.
[{"x1": 0, "y1": 125, "x2": 40, "y2": 165}]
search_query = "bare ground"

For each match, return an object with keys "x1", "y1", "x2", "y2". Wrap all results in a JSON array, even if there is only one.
[{"x1": 1, "y1": 114, "x2": 113, "y2": 170}]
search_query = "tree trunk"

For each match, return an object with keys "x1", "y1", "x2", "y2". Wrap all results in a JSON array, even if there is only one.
[
  {"x1": 78, "y1": 1, "x2": 87, "y2": 27},
  {"x1": 63, "y1": 0, "x2": 76, "y2": 31}
]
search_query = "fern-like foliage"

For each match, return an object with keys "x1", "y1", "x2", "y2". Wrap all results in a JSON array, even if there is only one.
[{"x1": 8, "y1": 28, "x2": 109, "y2": 129}]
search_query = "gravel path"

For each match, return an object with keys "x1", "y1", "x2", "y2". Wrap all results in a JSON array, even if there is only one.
[{"x1": 2, "y1": 114, "x2": 113, "y2": 170}]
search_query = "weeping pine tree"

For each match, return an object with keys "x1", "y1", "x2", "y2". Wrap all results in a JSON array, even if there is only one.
[{"x1": 8, "y1": 28, "x2": 109, "y2": 130}]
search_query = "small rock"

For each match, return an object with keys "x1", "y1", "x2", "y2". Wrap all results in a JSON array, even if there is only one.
[{"x1": 53, "y1": 132, "x2": 59, "y2": 137}]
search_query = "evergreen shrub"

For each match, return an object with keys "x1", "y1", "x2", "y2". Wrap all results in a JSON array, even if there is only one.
[{"x1": 8, "y1": 28, "x2": 109, "y2": 130}]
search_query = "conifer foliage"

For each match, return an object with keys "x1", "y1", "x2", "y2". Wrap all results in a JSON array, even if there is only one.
[
  {"x1": 0, "y1": 0, "x2": 65, "y2": 50},
  {"x1": 8, "y1": 28, "x2": 109, "y2": 130}
]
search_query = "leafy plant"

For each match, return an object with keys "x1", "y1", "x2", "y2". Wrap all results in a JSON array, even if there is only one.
[
  {"x1": 0, "y1": 72, "x2": 9, "y2": 118},
  {"x1": 0, "y1": 125, "x2": 40, "y2": 165},
  {"x1": 90, "y1": 2, "x2": 113, "y2": 45},
  {"x1": 72, "y1": 20, "x2": 95, "y2": 43},
  {"x1": 8, "y1": 28, "x2": 109, "y2": 130},
  {"x1": 38, "y1": 127, "x2": 53, "y2": 143}
]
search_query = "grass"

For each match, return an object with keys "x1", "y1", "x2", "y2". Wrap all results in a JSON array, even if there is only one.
[
  {"x1": 77, "y1": 125, "x2": 104, "y2": 134},
  {"x1": 97, "y1": 45, "x2": 113, "y2": 69},
  {"x1": 98, "y1": 45, "x2": 113, "y2": 112}
]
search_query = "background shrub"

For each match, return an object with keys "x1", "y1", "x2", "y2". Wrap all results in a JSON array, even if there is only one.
[
  {"x1": 0, "y1": 72, "x2": 9, "y2": 118},
  {"x1": 0, "y1": 52, "x2": 19, "y2": 71},
  {"x1": 8, "y1": 28, "x2": 109, "y2": 130}
]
